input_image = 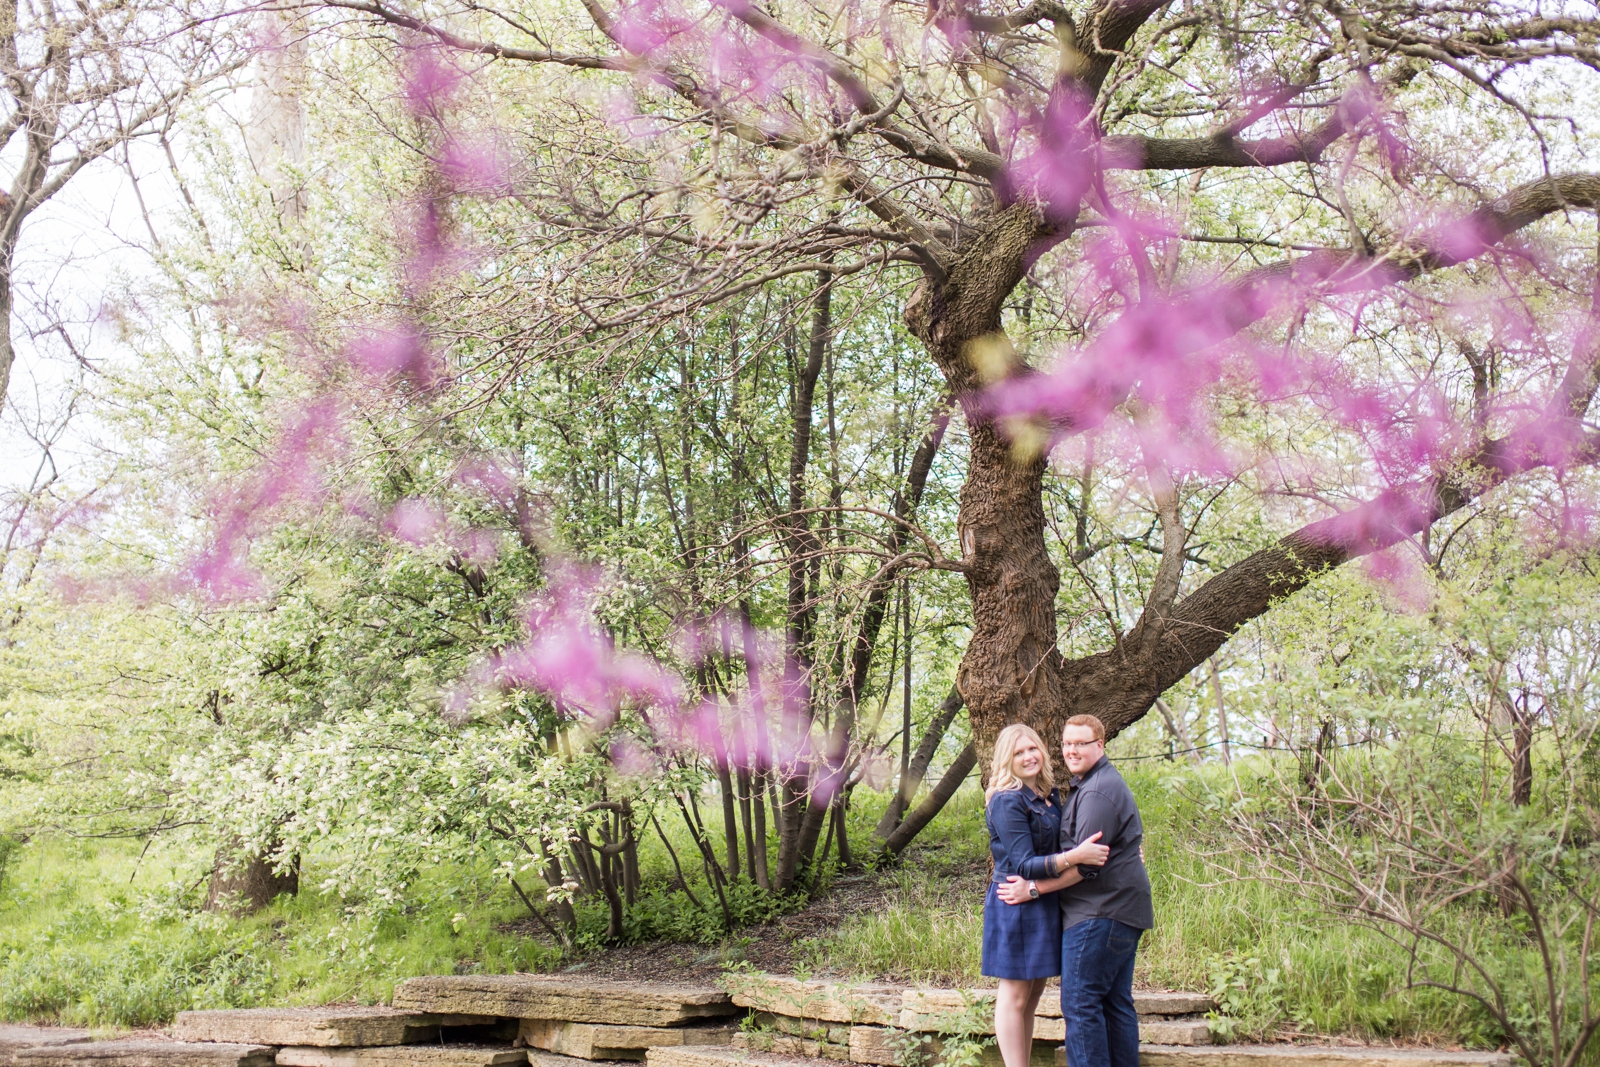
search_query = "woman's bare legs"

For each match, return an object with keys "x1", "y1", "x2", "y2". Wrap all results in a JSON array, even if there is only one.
[{"x1": 995, "y1": 977, "x2": 1048, "y2": 1067}]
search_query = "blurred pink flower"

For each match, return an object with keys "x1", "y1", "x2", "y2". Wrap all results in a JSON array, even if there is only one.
[
  {"x1": 437, "y1": 135, "x2": 512, "y2": 195},
  {"x1": 402, "y1": 46, "x2": 466, "y2": 115},
  {"x1": 350, "y1": 325, "x2": 439, "y2": 388},
  {"x1": 387, "y1": 497, "x2": 450, "y2": 545},
  {"x1": 1363, "y1": 546, "x2": 1433, "y2": 613}
]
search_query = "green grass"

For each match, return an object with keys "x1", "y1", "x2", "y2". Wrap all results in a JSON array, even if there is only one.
[
  {"x1": 800, "y1": 862, "x2": 985, "y2": 984},
  {"x1": 0, "y1": 789, "x2": 884, "y2": 1028},
  {"x1": 806, "y1": 767, "x2": 1505, "y2": 1047},
  {"x1": 0, "y1": 765, "x2": 1513, "y2": 1047},
  {"x1": 0, "y1": 836, "x2": 561, "y2": 1027}
]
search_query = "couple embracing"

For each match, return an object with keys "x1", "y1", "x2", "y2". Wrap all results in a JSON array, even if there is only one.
[{"x1": 982, "y1": 715, "x2": 1153, "y2": 1067}]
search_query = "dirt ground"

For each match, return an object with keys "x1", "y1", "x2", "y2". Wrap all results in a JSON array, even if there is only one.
[{"x1": 501, "y1": 851, "x2": 988, "y2": 984}]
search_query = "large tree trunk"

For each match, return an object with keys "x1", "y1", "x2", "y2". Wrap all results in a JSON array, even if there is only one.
[
  {"x1": 956, "y1": 419, "x2": 1071, "y2": 776},
  {"x1": 904, "y1": 202, "x2": 1076, "y2": 777},
  {"x1": 205, "y1": 840, "x2": 300, "y2": 916}
]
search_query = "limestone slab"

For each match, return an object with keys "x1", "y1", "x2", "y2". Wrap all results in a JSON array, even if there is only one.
[
  {"x1": 846, "y1": 1027, "x2": 913, "y2": 1066},
  {"x1": 731, "y1": 1035, "x2": 847, "y2": 1062},
  {"x1": 901, "y1": 991, "x2": 1215, "y2": 1032},
  {"x1": 896, "y1": 990, "x2": 992, "y2": 1030},
  {"x1": 1135, "y1": 1047, "x2": 1514, "y2": 1067},
  {"x1": 520, "y1": 1021, "x2": 735, "y2": 1060},
  {"x1": 1028, "y1": 992, "x2": 1214, "y2": 1019},
  {"x1": 175, "y1": 1008, "x2": 440, "y2": 1047},
  {"x1": 1129, "y1": 995, "x2": 1216, "y2": 1018},
  {"x1": 275, "y1": 1047, "x2": 524, "y2": 1067},
  {"x1": 1138, "y1": 1023, "x2": 1211, "y2": 1047},
  {"x1": 526, "y1": 1052, "x2": 626, "y2": 1067},
  {"x1": 844, "y1": 1028, "x2": 1047, "y2": 1067},
  {"x1": 649, "y1": 1047, "x2": 832, "y2": 1067},
  {"x1": 749, "y1": 1018, "x2": 849, "y2": 1046},
  {"x1": 0, "y1": 1028, "x2": 91, "y2": 1067},
  {"x1": 1023, "y1": 1020, "x2": 1209, "y2": 1046},
  {"x1": 394, "y1": 977, "x2": 735, "y2": 1027},
  {"x1": 15, "y1": 1040, "x2": 274, "y2": 1067},
  {"x1": 722, "y1": 977, "x2": 899, "y2": 1028}
]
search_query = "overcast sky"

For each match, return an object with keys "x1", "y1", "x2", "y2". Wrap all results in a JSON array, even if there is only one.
[{"x1": 0, "y1": 121, "x2": 214, "y2": 494}]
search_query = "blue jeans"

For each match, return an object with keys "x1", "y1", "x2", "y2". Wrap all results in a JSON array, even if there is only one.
[{"x1": 1060, "y1": 919, "x2": 1143, "y2": 1067}]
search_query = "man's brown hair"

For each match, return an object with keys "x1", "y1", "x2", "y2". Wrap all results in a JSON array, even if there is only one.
[{"x1": 1063, "y1": 714, "x2": 1106, "y2": 742}]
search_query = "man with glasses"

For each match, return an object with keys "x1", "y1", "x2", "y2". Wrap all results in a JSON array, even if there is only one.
[
  {"x1": 1055, "y1": 714, "x2": 1152, "y2": 1067},
  {"x1": 994, "y1": 714, "x2": 1153, "y2": 1067}
]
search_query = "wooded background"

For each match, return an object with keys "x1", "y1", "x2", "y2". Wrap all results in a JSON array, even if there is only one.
[{"x1": 1, "y1": 0, "x2": 1600, "y2": 1054}]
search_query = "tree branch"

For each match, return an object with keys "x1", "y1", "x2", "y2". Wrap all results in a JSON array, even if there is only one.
[
  {"x1": 1102, "y1": 110, "x2": 1350, "y2": 171},
  {"x1": 1142, "y1": 422, "x2": 1600, "y2": 707},
  {"x1": 320, "y1": 0, "x2": 628, "y2": 70},
  {"x1": 1061, "y1": 173, "x2": 1600, "y2": 735},
  {"x1": 1073, "y1": 0, "x2": 1171, "y2": 94},
  {"x1": 881, "y1": 742, "x2": 976, "y2": 857}
]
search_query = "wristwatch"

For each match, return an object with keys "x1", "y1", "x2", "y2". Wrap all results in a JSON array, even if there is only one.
[{"x1": 1027, "y1": 881, "x2": 1040, "y2": 900}]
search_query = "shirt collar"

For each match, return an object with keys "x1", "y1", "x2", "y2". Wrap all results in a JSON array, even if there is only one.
[{"x1": 1069, "y1": 754, "x2": 1107, "y2": 789}]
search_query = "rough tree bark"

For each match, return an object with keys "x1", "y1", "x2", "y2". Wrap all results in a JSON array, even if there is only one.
[{"x1": 204, "y1": 839, "x2": 300, "y2": 915}]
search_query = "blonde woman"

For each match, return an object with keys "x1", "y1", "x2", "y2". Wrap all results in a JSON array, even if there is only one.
[{"x1": 984, "y1": 723, "x2": 1110, "y2": 1067}]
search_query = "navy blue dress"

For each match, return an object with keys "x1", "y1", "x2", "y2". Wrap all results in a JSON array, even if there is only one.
[{"x1": 981, "y1": 787, "x2": 1064, "y2": 979}]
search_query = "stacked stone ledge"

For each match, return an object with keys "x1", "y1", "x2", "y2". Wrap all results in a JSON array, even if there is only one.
[
  {"x1": 713, "y1": 975, "x2": 1217, "y2": 1067},
  {"x1": 14, "y1": 1040, "x2": 277, "y2": 1067},
  {"x1": 1, "y1": 1027, "x2": 92, "y2": 1067},
  {"x1": 0, "y1": 972, "x2": 1518, "y2": 1067},
  {"x1": 646, "y1": 1046, "x2": 1519, "y2": 1067},
  {"x1": 173, "y1": 1007, "x2": 457, "y2": 1048},
  {"x1": 392, "y1": 975, "x2": 740, "y2": 1062},
  {"x1": 896, "y1": 987, "x2": 1216, "y2": 1050}
]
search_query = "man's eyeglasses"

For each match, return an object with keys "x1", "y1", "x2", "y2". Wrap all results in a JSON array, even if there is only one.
[{"x1": 1062, "y1": 740, "x2": 1102, "y2": 751}]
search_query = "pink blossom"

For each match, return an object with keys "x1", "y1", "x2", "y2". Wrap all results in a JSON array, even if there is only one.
[
  {"x1": 350, "y1": 325, "x2": 439, "y2": 388},
  {"x1": 453, "y1": 458, "x2": 518, "y2": 498},
  {"x1": 1004, "y1": 88, "x2": 1097, "y2": 219},
  {"x1": 1363, "y1": 547, "x2": 1433, "y2": 613},
  {"x1": 494, "y1": 568, "x2": 685, "y2": 720},
  {"x1": 401, "y1": 46, "x2": 466, "y2": 115},
  {"x1": 437, "y1": 135, "x2": 512, "y2": 195},
  {"x1": 610, "y1": 736, "x2": 657, "y2": 777},
  {"x1": 387, "y1": 497, "x2": 450, "y2": 545},
  {"x1": 399, "y1": 200, "x2": 474, "y2": 299}
]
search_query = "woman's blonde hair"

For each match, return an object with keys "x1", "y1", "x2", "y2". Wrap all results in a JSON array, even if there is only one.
[{"x1": 986, "y1": 723, "x2": 1055, "y2": 800}]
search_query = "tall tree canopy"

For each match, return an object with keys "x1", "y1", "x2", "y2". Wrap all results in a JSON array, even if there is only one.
[
  {"x1": 308, "y1": 0, "x2": 1600, "y2": 773},
  {"x1": 7, "y1": 0, "x2": 1600, "y2": 907}
]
